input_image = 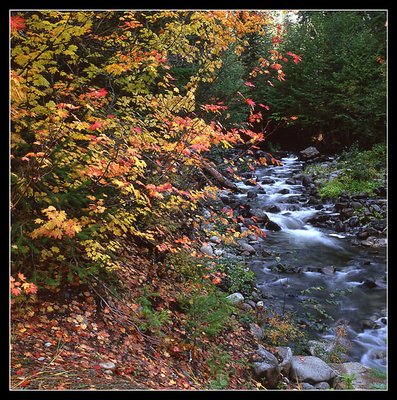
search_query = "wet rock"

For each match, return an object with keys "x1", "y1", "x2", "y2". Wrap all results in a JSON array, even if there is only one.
[
  {"x1": 361, "y1": 278, "x2": 378, "y2": 289},
  {"x1": 356, "y1": 231, "x2": 369, "y2": 240},
  {"x1": 250, "y1": 209, "x2": 269, "y2": 223},
  {"x1": 370, "y1": 219, "x2": 386, "y2": 232},
  {"x1": 244, "y1": 179, "x2": 258, "y2": 186},
  {"x1": 285, "y1": 178, "x2": 296, "y2": 185},
  {"x1": 290, "y1": 356, "x2": 337, "y2": 386},
  {"x1": 262, "y1": 177, "x2": 276, "y2": 185},
  {"x1": 360, "y1": 319, "x2": 378, "y2": 330},
  {"x1": 341, "y1": 208, "x2": 354, "y2": 219},
  {"x1": 278, "y1": 188, "x2": 290, "y2": 194},
  {"x1": 247, "y1": 190, "x2": 258, "y2": 199},
  {"x1": 321, "y1": 266, "x2": 335, "y2": 275},
  {"x1": 264, "y1": 205, "x2": 281, "y2": 213},
  {"x1": 348, "y1": 216, "x2": 360, "y2": 227},
  {"x1": 301, "y1": 175, "x2": 313, "y2": 186},
  {"x1": 265, "y1": 221, "x2": 282, "y2": 231}
]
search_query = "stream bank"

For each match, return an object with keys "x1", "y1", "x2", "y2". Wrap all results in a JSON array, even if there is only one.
[{"x1": 202, "y1": 148, "x2": 387, "y2": 388}]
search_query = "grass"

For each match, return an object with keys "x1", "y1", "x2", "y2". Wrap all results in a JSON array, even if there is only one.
[{"x1": 304, "y1": 143, "x2": 386, "y2": 200}]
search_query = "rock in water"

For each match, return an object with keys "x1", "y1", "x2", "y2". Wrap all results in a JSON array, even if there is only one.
[{"x1": 290, "y1": 356, "x2": 337, "y2": 386}]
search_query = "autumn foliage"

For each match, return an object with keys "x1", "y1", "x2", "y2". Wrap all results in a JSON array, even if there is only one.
[{"x1": 10, "y1": 10, "x2": 293, "y2": 290}]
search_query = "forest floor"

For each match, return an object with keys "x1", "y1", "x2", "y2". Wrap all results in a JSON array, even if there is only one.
[{"x1": 10, "y1": 242, "x2": 266, "y2": 391}]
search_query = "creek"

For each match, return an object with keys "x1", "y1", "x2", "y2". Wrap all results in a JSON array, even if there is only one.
[{"x1": 235, "y1": 155, "x2": 387, "y2": 371}]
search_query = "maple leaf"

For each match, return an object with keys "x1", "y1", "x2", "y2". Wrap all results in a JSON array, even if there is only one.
[
  {"x1": 290, "y1": 116, "x2": 298, "y2": 120},
  {"x1": 10, "y1": 15, "x2": 26, "y2": 32},
  {"x1": 17, "y1": 272, "x2": 26, "y2": 281},
  {"x1": 244, "y1": 81, "x2": 255, "y2": 87},
  {"x1": 259, "y1": 103, "x2": 270, "y2": 110},
  {"x1": 270, "y1": 63, "x2": 282, "y2": 71},
  {"x1": 245, "y1": 98, "x2": 255, "y2": 108},
  {"x1": 286, "y1": 51, "x2": 302, "y2": 64},
  {"x1": 89, "y1": 121, "x2": 102, "y2": 131}
]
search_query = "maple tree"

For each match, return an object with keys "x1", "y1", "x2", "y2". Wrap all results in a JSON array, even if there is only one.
[{"x1": 11, "y1": 10, "x2": 292, "y2": 289}]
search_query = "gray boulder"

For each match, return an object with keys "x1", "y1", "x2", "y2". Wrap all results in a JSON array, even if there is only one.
[
  {"x1": 290, "y1": 356, "x2": 338, "y2": 386},
  {"x1": 226, "y1": 292, "x2": 244, "y2": 305},
  {"x1": 253, "y1": 346, "x2": 280, "y2": 388},
  {"x1": 200, "y1": 244, "x2": 214, "y2": 256},
  {"x1": 239, "y1": 241, "x2": 256, "y2": 254},
  {"x1": 299, "y1": 146, "x2": 320, "y2": 161},
  {"x1": 276, "y1": 346, "x2": 293, "y2": 376}
]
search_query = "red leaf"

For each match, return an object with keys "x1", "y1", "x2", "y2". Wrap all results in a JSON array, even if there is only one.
[
  {"x1": 259, "y1": 103, "x2": 270, "y2": 110},
  {"x1": 89, "y1": 121, "x2": 102, "y2": 131},
  {"x1": 96, "y1": 88, "x2": 108, "y2": 97},
  {"x1": 245, "y1": 98, "x2": 255, "y2": 108},
  {"x1": 244, "y1": 81, "x2": 255, "y2": 87},
  {"x1": 286, "y1": 52, "x2": 302, "y2": 64},
  {"x1": 11, "y1": 15, "x2": 26, "y2": 32}
]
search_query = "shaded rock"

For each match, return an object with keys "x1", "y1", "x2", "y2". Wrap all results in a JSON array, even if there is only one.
[
  {"x1": 250, "y1": 323, "x2": 264, "y2": 340},
  {"x1": 313, "y1": 382, "x2": 330, "y2": 390},
  {"x1": 264, "y1": 205, "x2": 281, "y2": 213},
  {"x1": 276, "y1": 346, "x2": 293, "y2": 376},
  {"x1": 290, "y1": 356, "x2": 337, "y2": 386},
  {"x1": 278, "y1": 188, "x2": 290, "y2": 194},
  {"x1": 321, "y1": 266, "x2": 335, "y2": 275},
  {"x1": 301, "y1": 382, "x2": 315, "y2": 390},
  {"x1": 247, "y1": 190, "x2": 258, "y2": 199},
  {"x1": 226, "y1": 292, "x2": 244, "y2": 305},
  {"x1": 262, "y1": 177, "x2": 276, "y2": 184},
  {"x1": 285, "y1": 178, "x2": 296, "y2": 185},
  {"x1": 253, "y1": 346, "x2": 280, "y2": 388},
  {"x1": 250, "y1": 209, "x2": 269, "y2": 223},
  {"x1": 266, "y1": 220, "x2": 282, "y2": 231},
  {"x1": 301, "y1": 175, "x2": 313, "y2": 186},
  {"x1": 361, "y1": 278, "x2": 378, "y2": 289},
  {"x1": 299, "y1": 146, "x2": 320, "y2": 161}
]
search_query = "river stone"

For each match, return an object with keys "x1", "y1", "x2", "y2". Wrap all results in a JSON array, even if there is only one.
[
  {"x1": 226, "y1": 292, "x2": 244, "y2": 305},
  {"x1": 247, "y1": 190, "x2": 258, "y2": 199},
  {"x1": 238, "y1": 241, "x2": 256, "y2": 254},
  {"x1": 253, "y1": 346, "x2": 280, "y2": 388},
  {"x1": 313, "y1": 382, "x2": 330, "y2": 390},
  {"x1": 266, "y1": 220, "x2": 282, "y2": 231},
  {"x1": 200, "y1": 244, "x2": 214, "y2": 257},
  {"x1": 262, "y1": 177, "x2": 275, "y2": 184},
  {"x1": 209, "y1": 235, "x2": 221, "y2": 244},
  {"x1": 276, "y1": 346, "x2": 293, "y2": 375},
  {"x1": 290, "y1": 356, "x2": 337, "y2": 386},
  {"x1": 330, "y1": 362, "x2": 375, "y2": 390},
  {"x1": 265, "y1": 205, "x2": 281, "y2": 213},
  {"x1": 299, "y1": 146, "x2": 320, "y2": 161},
  {"x1": 278, "y1": 188, "x2": 290, "y2": 194},
  {"x1": 250, "y1": 323, "x2": 264, "y2": 340},
  {"x1": 301, "y1": 382, "x2": 315, "y2": 390}
]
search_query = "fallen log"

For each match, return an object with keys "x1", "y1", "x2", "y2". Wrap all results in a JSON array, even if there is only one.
[{"x1": 199, "y1": 158, "x2": 242, "y2": 193}]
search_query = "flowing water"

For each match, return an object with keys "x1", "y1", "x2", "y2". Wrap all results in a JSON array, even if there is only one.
[{"x1": 235, "y1": 156, "x2": 387, "y2": 371}]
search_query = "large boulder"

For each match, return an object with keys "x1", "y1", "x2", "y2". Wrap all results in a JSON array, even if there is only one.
[
  {"x1": 299, "y1": 146, "x2": 320, "y2": 161},
  {"x1": 253, "y1": 346, "x2": 280, "y2": 388},
  {"x1": 290, "y1": 356, "x2": 338, "y2": 386},
  {"x1": 276, "y1": 346, "x2": 293, "y2": 376}
]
